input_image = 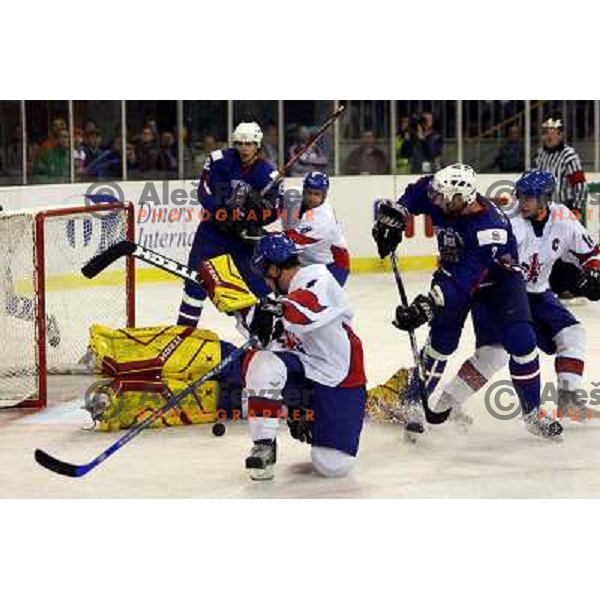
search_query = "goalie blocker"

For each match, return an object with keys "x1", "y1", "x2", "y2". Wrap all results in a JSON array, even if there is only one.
[{"x1": 82, "y1": 241, "x2": 258, "y2": 314}]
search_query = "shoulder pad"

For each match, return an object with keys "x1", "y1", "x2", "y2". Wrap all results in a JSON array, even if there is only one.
[{"x1": 210, "y1": 149, "x2": 224, "y2": 162}]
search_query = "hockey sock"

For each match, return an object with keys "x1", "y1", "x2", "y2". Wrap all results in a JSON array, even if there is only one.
[
  {"x1": 439, "y1": 345, "x2": 508, "y2": 411},
  {"x1": 420, "y1": 343, "x2": 450, "y2": 397},
  {"x1": 247, "y1": 396, "x2": 280, "y2": 441},
  {"x1": 503, "y1": 321, "x2": 540, "y2": 414},
  {"x1": 553, "y1": 324, "x2": 585, "y2": 391},
  {"x1": 177, "y1": 292, "x2": 204, "y2": 327}
]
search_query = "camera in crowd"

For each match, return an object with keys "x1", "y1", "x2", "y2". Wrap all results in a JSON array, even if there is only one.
[{"x1": 408, "y1": 113, "x2": 428, "y2": 138}]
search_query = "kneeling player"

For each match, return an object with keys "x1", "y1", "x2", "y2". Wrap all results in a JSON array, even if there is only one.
[
  {"x1": 372, "y1": 163, "x2": 562, "y2": 439},
  {"x1": 242, "y1": 233, "x2": 367, "y2": 480},
  {"x1": 285, "y1": 171, "x2": 350, "y2": 286},
  {"x1": 436, "y1": 170, "x2": 600, "y2": 422}
]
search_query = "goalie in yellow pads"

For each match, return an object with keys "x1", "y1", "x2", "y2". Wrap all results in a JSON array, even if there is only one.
[
  {"x1": 82, "y1": 250, "x2": 412, "y2": 431},
  {"x1": 82, "y1": 253, "x2": 258, "y2": 431}
]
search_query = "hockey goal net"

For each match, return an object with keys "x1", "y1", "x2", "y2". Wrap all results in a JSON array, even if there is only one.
[{"x1": 0, "y1": 201, "x2": 135, "y2": 409}]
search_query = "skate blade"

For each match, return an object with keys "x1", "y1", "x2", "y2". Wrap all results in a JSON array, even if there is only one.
[
  {"x1": 526, "y1": 428, "x2": 564, "y2": 443},
  {"x1": 249, "y1": 465, "x2": 275, "y2": 481}
]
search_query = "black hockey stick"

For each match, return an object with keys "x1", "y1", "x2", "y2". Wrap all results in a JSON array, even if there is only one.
[
  {"x1": 34, "y1": 338, "x2": 257, "y2": 478},
  {"x1": 390, "y1": 252, "x2": 450, "y2": 425},
  {"x1": 82, "y1": 240, "x2": 203, "y2": 289},
  {"x1": 236, "y1": 104, "x2": 346, "y2": 241}
]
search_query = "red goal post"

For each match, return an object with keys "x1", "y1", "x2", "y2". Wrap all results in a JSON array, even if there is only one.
[{"x1": 0, "y1": 201, "x2": 135, "y2": 410}]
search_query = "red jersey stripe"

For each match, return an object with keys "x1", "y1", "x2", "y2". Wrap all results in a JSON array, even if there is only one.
[
  {"x1": 339, "y1": 323, "x2": 367, "y2": 388},
  {"x1": 285, "y1": 229, "x2": 320, "y2": 245}
]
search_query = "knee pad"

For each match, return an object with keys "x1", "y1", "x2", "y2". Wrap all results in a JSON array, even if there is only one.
[
  {"x1": 311, "y1": 446, "x2": 355, "y2": 478},
  {"x1": 244, "y1": 351, "x2": 288, "y2": 398},
  {"x1": 502, "y1": 321, "x2": 536, "y2": 356},
  {"x1": 553, "y1": 323, "x2": 585, "y2": 359}
]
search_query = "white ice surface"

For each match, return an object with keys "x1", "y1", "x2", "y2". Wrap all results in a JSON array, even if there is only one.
[{"x1": 2, "y1": 272, "x2": 600, "y2": 498}]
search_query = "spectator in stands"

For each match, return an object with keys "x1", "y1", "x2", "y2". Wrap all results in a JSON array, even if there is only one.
[
  {"x1": 39, "y1": 116, "x2": 68, "y2": 151},
  {"x1": 344, "y1": 129, "x2": 389, "y2": 175},
  {"x1": 492, "y1": 125, "x2": 524, "y2": 172},
  {"x1": 173, "y1": 125, "x2": 194, "y2": 177},
  {"x1": 400, "y1": 112, "x2": 444, "y2": 174},
  {"x1": 157, "y1": 131, "x2": 178, "y2": 172},
  {"x1": 0, "y1": 124, "x2": 23, "y2": 179},
  {"x1": 262, "y1": 123, "x2": 279, "y2": 168},
  {"x1": 85, "y1": 136, "x2": 137, "y2": 179},
  {"x1": 136, "y1": 126, "x2": 159, "y2": 173},
  {"x1": 73, "y1": 128, "x2": 86, "y2": 174},
  {"x1": 145, "y1": 116, "x2": 159, "y2": 139},
  {"x1": 81, "y1": 130, "x2": 103, "y2": 169},
  {"x1": 421, "y1": 111, "x2": 444, "y2": 171},
  {"x1": 33, "y1": 128, "x2": 70, "y2": 182},
  {"x1": 193, "y1": 134, "x2": 219, "y2": 172},
  {"x1": 288, "y1": 125, "x2": 327, "y2": 176},
  {"x1": 83, "y1": 120, "x2": 98, "y2": 136},
  {"x1": 395, "y1": 116, "x2": 410, "y2": 174}
]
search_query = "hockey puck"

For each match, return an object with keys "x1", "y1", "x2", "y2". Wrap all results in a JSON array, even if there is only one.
[{"x1": 212, "y1": 422, "x2": 226, "y2": 437}]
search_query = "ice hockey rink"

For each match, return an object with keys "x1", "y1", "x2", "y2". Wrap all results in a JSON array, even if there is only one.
[{"x1": 2, "y1": 270, "x2": 600, "y2": 499}]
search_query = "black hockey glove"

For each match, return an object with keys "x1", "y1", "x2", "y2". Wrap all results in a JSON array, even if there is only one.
[
  {"x1": 372, "y1": 201, "x2": 410, "y2": 259},
  {"x1": 249, "y1": 298, "x2": 283, "y2": 347},
  {"x1": 287, "y1": 406, "x2": 314, "y2": 445},
  {"x1": 576, "y1": 268, "x2": 600, "y2": 301},
  {"x1": 393, "y1": 292, "x2": 440, "y2": 331}
]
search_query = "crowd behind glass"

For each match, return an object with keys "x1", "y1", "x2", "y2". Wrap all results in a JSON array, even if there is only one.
[{"x1": 0, "y1": 100, "x2": 598, "y2": 186}]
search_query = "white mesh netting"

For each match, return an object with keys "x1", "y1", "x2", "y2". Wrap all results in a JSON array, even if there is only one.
[{"x1": 0, "y1": 204, "x2": 132, "y2": 408}]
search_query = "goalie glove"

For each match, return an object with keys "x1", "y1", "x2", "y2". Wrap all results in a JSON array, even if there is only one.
[
  {"x1": 576, "y1": 267, "x2": 600, "y2": 301},
  {"x1": 372, "y1": 201, "x2": 410, "y2": 259},
  {"x1": 393, "y1": 287, "x2": 443, "y2": 331}
]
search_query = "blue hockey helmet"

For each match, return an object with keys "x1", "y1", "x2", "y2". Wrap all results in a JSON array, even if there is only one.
[
  {"x1": 251, "y1": 232, "x2": 298, "y2": 276},
  {"x1": 515, "y1": 170, "x2": 556, "y2": 208},
  {"x1": 303, "y1": 171, "x2": 330, "y2": 195}
]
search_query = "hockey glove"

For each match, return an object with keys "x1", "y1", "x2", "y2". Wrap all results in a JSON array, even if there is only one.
[
  {"x1": 248, "y1": 297, "x2": 283, "y2": 347},
  {"x1": 287, "y1": 406, "x2": 314, "y2": 445},
  {"x1": 393, "y1": 292, "x2": 441, "y2": 331},
  {"x1": 576, "y1": 267, "x2": 600, "y2": 301},
  {"x1": 372, "y1": 201, "x2": 410, "y2": 259}
]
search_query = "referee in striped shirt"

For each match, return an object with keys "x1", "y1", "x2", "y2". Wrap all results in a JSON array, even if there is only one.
[
  {"x1": 535, "y1": 113, "x2": 589, "y2": 300},
  {"x1": 535, "y1": 113, "x2": 587, "y2": 209}
]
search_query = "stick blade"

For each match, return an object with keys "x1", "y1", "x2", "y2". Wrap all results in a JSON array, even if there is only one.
[
  {"x1": 81, "y1": 240, "x2": 136, "y2": 278},
  {"x1": 34, "y1": 448, "x2": 87, "y2": 478}
]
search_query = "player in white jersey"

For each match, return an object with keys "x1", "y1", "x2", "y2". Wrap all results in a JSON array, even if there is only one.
[
  {"x1": 436, "y1": 170, "x2": 600, "y2": 423},
  {"x1": 242, "y1": 232, "x2": 366, "y2": 480},
  {"x1": 284, "y1": 171, "x2": 350, "y2": 286}
]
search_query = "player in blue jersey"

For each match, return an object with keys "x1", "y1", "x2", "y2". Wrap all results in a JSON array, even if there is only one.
[
  {"x1": 372, "y1": 163, "x2": 563, "y2": 439},
  {"x1": 177, "y1": 122, "x2": 284, "y2": 326}
]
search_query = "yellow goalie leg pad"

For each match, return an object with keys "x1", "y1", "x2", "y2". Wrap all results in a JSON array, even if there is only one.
[
  {"x1": 87, "y1": 325, "x2": 223, "y2": 430},
  {"x1": 198, "y1": 253, "x2": 258, "y2": 313},
  {"x1": 366, "y1": 367, "x2": 411, "y2": 423}
]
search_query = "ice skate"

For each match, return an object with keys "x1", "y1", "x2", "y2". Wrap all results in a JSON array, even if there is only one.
[
  {"x1": 557, "y1": 389, "x2": 598, "y2": 422},
  {"x1": 245, "y1": 439, "x2": 277, "y2": 480},
  {"x1": 524, "y1": 409, "x2": 563, "y2": 440},
  {"x1": 435, "y1": 391, "x2": 473, "y2": 432}
]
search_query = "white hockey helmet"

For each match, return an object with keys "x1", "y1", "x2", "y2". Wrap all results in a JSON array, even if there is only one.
[
  {"x1": 430, "y1": 163, "x2": 477, "y2": 206},
  {"x1": 232, "y1": 122, "x2": 263, "y2": 147}
]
